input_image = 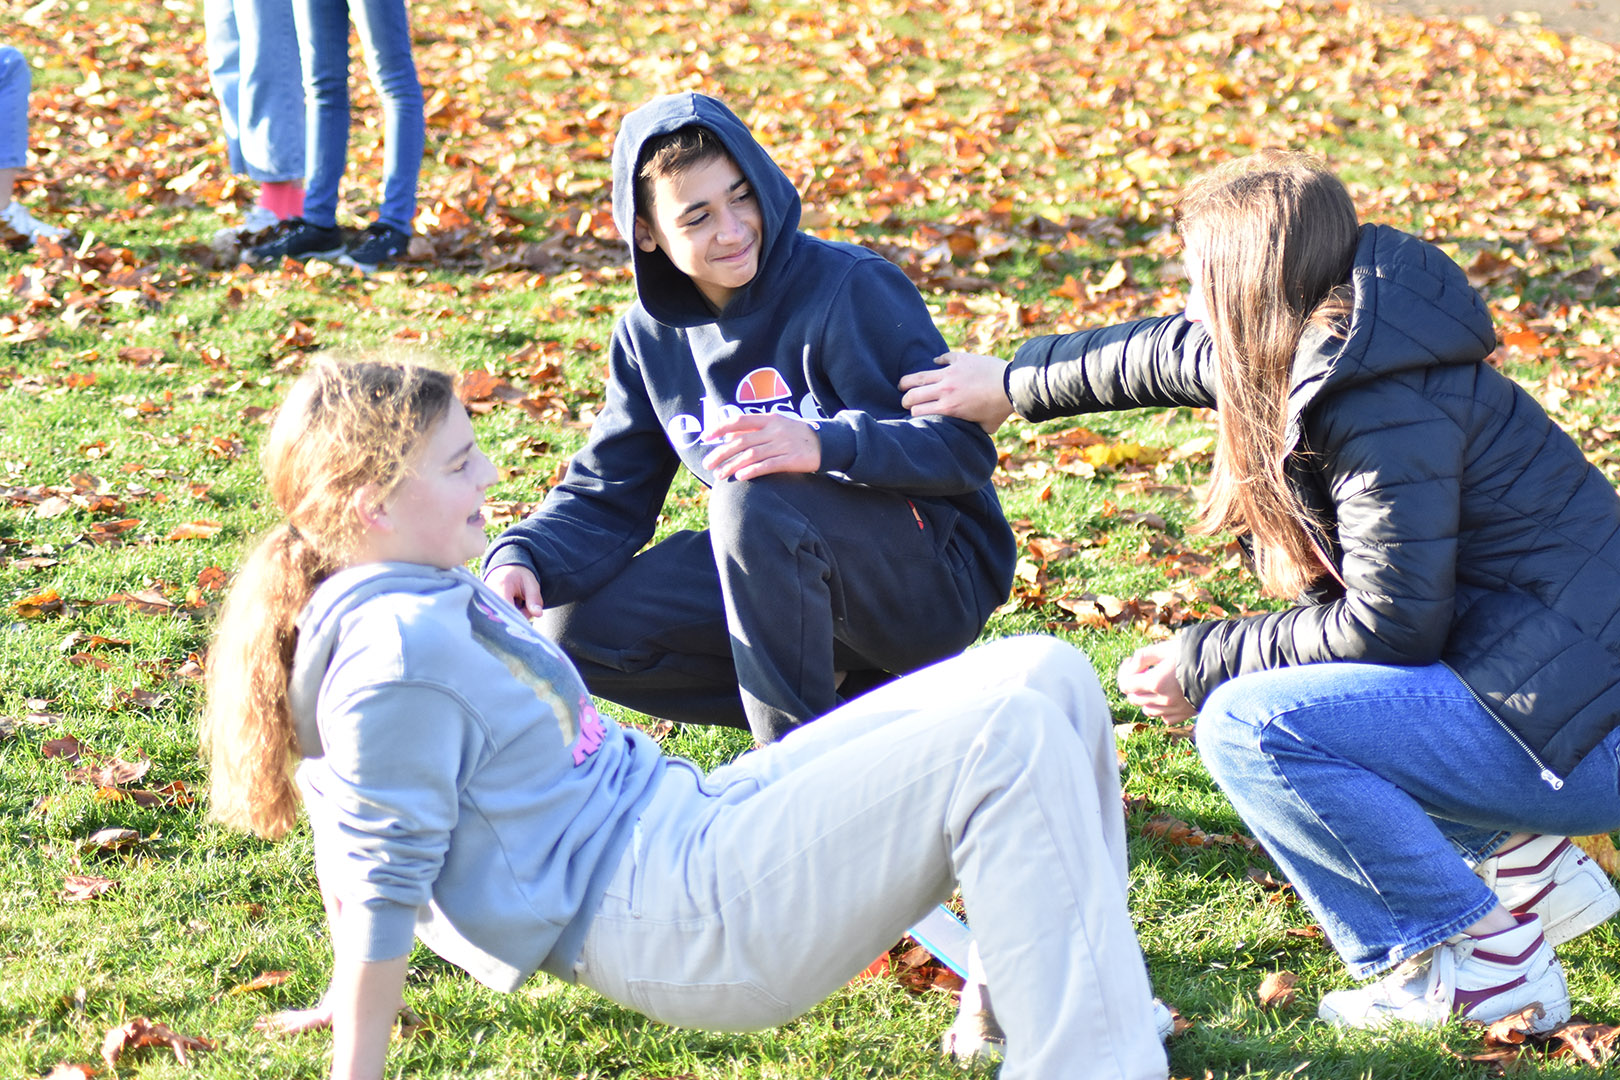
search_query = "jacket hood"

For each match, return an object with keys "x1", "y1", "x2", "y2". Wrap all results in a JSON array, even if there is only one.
[
  {"x1": 289, "y1": 562, "x2": 474, "y2": 758},
  {"x1": 610, "y1": 92, "x2": 802, "y2": 327},
  {"x1": 1287, "y1": 224, "x2": 1496, "y2": 437}
]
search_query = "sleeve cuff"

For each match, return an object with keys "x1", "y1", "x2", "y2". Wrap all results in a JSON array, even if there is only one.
[{"x1": 813, "y1": 422, "x2": 857, "y2": 474}]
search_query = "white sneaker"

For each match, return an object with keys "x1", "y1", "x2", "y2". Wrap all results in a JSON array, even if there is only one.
[
  {"x1": 1317, "y1": 914, "x2": 1570, "y2": 1033},
  {"x1": 211, "y1": 204, "x2": 282, "y2": 248},
  {"x1": 1, "y1": 199, "x2": 68, "y2": 242},
  {"x1": 1477, "y1": 834, "x2": 1620, "y2": 946}
]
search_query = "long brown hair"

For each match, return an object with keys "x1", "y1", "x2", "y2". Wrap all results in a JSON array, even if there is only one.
[
  {"x1": 202, "y1": 356, "x2": 456, "y2": 838},
  {"x1": 1177, "y1": 150, "x2": 1359, "y2": 597}
]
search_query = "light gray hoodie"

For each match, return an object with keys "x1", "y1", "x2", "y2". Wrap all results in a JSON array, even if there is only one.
[{"x1": 288, "y1": 563, "x2": 663, "y2": 990}]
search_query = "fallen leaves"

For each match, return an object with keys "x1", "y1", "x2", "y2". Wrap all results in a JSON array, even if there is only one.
[
  {"x1": 1449, "y1": 1006, "x2": 1620, "y2": 1074},
  {"x1": 1256, "y1": 970, "x2": 1299, "y2": 1009},
  {"x1": 100, "y1": 1017, "x2": 212, "y2": 1069}
]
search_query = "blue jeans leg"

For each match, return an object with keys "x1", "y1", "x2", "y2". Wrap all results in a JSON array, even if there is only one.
[
  {"x1": 292, "y1": 0, "x2": 352, "y2": 229},
  {"x1": 231, "y1": 0, "x2": 306, "y2": 181},
  {"x1": 349, "y1": 0, "x2": 422, "y2": 232},
  {"x1": 0, "y1": 46, "x2": 31, "y2": 170},
  {"x1": 1197, "y1": 661, "x2": 1620, "y2": 978},
  {"x1": 203, "y1": 0, "x2": 248, "y2": 176}
]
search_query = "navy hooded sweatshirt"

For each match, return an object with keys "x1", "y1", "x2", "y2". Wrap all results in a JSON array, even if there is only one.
[{"x1": 485, "y1": 93, "x2": 1014, "y2": 607}]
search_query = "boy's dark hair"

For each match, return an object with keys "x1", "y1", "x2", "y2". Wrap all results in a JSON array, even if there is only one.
[{"x1": 634, "y1": 125, "x2": 733, "y2": 217}]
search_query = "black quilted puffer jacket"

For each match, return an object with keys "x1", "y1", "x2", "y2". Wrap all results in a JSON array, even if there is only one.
[{"x1": 1006, "y1": 224, "x2": 1620, "y2": 783}]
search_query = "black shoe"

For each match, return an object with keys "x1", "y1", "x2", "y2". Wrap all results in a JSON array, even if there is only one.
[
  {"x1": 337, "y1": 222, "x2": 411, "y2": 273},
  {"x1": 248, "y1": 217, "x2": 344, "y2": 263}
]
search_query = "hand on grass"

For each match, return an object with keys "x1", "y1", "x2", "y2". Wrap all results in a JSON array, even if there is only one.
[
  {"x1": 485, "y1": 563, "x2": 544, "y2": 618},
  {"x1": 254, "y1": 1000, "x2": 335, "y2": 1037},
  {"x1": 899, "y1": 351, "x2": 1015, "y2": 434},
  {"x1": 1117, "y1": 640, "x2": 1196, "y2": 723},
  {"x1": 702, "y1": 413, "x2": 821, "y2": 480}
]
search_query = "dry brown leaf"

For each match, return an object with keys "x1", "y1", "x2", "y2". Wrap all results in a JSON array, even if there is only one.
[
  {"x1": 41, "y1": 1065, "x2": 99, "y2": 1080},
  {"x1": 100, "y1": 1017, "x2": 214, "y2": 1069},
  {"x1": 165, "y1": 520, "x2": 222, "y2": 541},
  {"x1": 62, "y1": 875, "x2": 118, "y2": 901},
  {"x1": 1256, "y1": 970, "x2": 1299, "y2": 1009},
  {"x1": 227, "y1": 970, "x2": 293, "y2": 996},
  {"x1": 1573, "y1": 834, "x2": 1620, "y2": 877}
]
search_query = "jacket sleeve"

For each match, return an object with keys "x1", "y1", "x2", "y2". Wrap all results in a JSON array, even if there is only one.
[
  {"x1": 306, "y1": 679, "x2": 484, "y2": 965},
  {"x1": 1006, "y1": 315, "x2": 1219, "y2": 421},
  {"x1": 483, "y1": 326, "x2": 681, "y2": 607},
  {"x1": 1174, "y1": 379, "x2": 1462, "y2": 706},
  {"x1": 809, "y1": 259, "x2": 998, "y2": 495}
]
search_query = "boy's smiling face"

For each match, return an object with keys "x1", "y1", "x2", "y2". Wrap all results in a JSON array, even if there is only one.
[{"x1": 634, "y1": 153, "x2": 762, "y2": 312}]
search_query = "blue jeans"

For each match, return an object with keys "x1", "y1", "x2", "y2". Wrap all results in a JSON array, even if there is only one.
[
  {"x1": 0, "y1": 46, "x2": 30, "y2": 170},
  {"x1": 1197, "y1": 661, "x2": 1620, "y2": 978},
  {"x1": 203, "y1": 0, "x2": 306, "y2": 182},
  {"x1": 291, "y1": 0, "x2": 423, "y2": 232}
]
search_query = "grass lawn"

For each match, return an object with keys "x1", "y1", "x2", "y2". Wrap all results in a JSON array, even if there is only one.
[{"x1": 3, "y1": 0, "x2": 1620, "y2": 1076}]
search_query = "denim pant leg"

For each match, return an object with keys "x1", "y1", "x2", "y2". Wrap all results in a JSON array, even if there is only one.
[
  {"x1": 0, "y1": 46, "x2": 31, "y2": 170},
  {"x1": 203, "y1": 0, "x2": 248, "y2": 176},
  {"x1": 1197, "y1": 661, "x2": 1620, "y2": 979},
  {"x1": 292, "y1": 0, "x2": 352, "y2": 228},
  {"x1": 348, "y1": 0, "x2": 422, "y2": 231},
  {"x1": 707, "y1": 474, "x2": 993, "y2": 744},
  {"x1": 231, "y1": 0, "x2": 306, "y2": 181},
  {"x1": 575, "y1": 638, "x2": 1168, "y2": 1080}
]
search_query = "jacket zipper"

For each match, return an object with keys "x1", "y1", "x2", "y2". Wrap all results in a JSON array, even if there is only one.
[{"x1": 1440, "y1": 661, "x2": 1564, "y2": 790}]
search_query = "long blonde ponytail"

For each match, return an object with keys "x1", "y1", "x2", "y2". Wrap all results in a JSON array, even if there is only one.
[{"x1": 201, "y1": 356, "x2": 456, "y2": 838}]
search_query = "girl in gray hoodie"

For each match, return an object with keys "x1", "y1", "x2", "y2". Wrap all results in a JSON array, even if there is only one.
[{"x1": 202, "y1": 355, "x2": 1168, "y2": 1080}]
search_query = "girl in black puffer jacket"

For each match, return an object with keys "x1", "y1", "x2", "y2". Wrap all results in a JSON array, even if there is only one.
[{"x1": 903, "y1": 149, "x2": 1620, "y2": 1035}]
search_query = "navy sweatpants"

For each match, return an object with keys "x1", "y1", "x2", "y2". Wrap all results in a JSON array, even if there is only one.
[{"x1": 538, "y1": 474, "x2": 1007, "y2": 743}]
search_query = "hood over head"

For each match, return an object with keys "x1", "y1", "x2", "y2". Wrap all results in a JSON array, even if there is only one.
[
  {"x1": 610, "y1": 92, "x2": 801, "y2": 326},
  {"x1": 1286, "y1": 224, "x2": 1496, "y2": 438}
]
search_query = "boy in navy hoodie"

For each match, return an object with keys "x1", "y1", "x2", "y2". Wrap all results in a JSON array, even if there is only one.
[{"x1": 484, "y1": 92, "x2": 1015, "y2": 743}]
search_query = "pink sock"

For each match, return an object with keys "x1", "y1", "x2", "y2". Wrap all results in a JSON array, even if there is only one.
[{"x1": 257, "y1": 180, "x2": 305, "y2": 220}]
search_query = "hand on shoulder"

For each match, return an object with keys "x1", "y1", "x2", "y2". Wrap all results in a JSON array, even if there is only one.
[{"x1": 899, "y1": 351, "x2": 1015, "y2": 434}]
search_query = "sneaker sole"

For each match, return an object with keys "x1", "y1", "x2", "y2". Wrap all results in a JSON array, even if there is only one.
[{"x1": 248, "y1": 246, "x2": 344, "y2": 265}]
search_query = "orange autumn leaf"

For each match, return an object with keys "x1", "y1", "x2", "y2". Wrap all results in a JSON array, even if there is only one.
[
  {"x1": 1256, "y1": 971, "x2": 1299, "y2": 1009},
  {"x1": 165, "y1": 520, "x2": 223, "y2": 541},
  {"x1": 100, "y1": 1017, "x2": 213, "y2": 1069},
  {"x1": 1573, "y1": 834, "x2": 1620, "y2": 878}
]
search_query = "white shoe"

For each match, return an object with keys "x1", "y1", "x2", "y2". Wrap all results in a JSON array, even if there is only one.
[
  {"x1": 1477, "y1": 834, "x2": 1620, "y2": 946},
  {"x1": 1, "y1": 199, "x2": 68, "y2": 242},
  {"x1": 1152, "y1": 998, "x2": 1175, "y2": 1040},
  {"x1": 1317, "y1": 914, "x2": 1570, "y2": 1032},
  {"x1": 211, "y1": 204, "x2": 282, "y2": 248}
]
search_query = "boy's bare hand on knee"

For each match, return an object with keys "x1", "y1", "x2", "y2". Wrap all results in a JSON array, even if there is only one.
[
  {"x1": 1117, "y1": 641, "x2": 1197, "y2": 723},
  {"x1": 485, "y1": 564, "x2": 544, "y2": 618},
  {"x1": 702, "y1": 414, "x2": 821, "y2": 480},
  {"x1": 899, "y1": 351, "x2": 1015, "y2": 434}
]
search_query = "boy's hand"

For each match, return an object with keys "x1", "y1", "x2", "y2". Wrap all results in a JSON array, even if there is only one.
[
  {"x1": 702, "y1": 414, "x2": 821, "y2": 480},
  {"x1": 899, "y1": 351, "x2": 1015, "y2": 434},
  {"x1": 1117, "y1": 640, "x2": 1196, "y2": 723},
  {"x1": 485, "y1": 564, "x2": 544, "y2": 618}
]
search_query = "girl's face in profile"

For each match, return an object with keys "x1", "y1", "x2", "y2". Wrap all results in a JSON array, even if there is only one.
[
  {"x1": 1183, "y1": 247, "x2": 1209, "y2": 324},
  {"x1": 363, "y1": 402, "x2": 499, "y2": 569}
]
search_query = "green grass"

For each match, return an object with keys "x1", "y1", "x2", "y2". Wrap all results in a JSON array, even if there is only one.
[{"x1": 4, "y1": 0, "x2": 1620, "y2": 1075}]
